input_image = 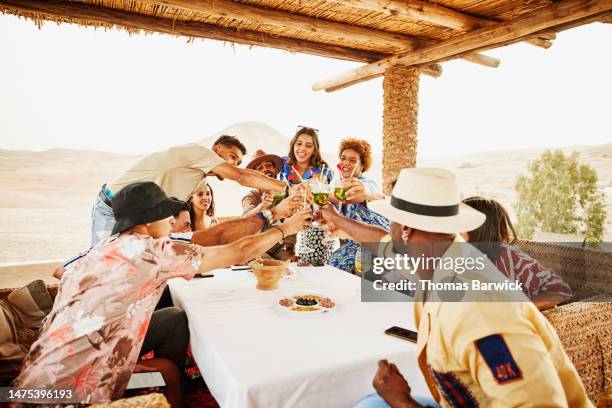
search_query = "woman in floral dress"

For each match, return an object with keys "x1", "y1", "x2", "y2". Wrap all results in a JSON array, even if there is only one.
[{"x1": 329, "y1": 138, "x2": 388, "y2": 273}]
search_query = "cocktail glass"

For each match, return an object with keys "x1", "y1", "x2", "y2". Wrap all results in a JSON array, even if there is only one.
[
  {"x1": 311, "y1": 183, "x2": 331, "y2": 207},
  {"x1": 272, "y1": 192, "x2": 284, "y2": 207}
]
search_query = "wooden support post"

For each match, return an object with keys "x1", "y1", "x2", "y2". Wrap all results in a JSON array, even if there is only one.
[{"x1": 382, "y1": 66, "x2": 419, "y2": 195}]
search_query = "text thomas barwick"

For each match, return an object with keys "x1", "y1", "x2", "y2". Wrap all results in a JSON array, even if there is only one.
[{"x1": 372, "y1": 279, "x2": 524, "y2": 292}]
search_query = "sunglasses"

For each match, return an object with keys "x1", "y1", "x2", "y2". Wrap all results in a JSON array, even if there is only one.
[{"x1": 296, "y1": 125, "x2": 319, "y2": 136}]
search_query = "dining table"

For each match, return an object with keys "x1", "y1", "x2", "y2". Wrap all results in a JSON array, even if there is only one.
[{"x1": 168, "y1": 263, "x2": 431, "y2": 408}]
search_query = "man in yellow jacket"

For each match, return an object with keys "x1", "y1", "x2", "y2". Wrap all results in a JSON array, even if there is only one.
[{"x1": 319, "y1": 168, "x2": 592, "y2": 408}]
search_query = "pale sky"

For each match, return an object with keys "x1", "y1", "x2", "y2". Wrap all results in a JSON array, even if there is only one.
[{"x1": 0, "y1": 14, "x2": 610, "y2": 159}]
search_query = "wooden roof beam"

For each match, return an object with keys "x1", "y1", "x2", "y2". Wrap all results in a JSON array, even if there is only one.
[
  {"x1": 0, "y1": 0, "x2": 385, "y2": 64},
  {"x1": 149, "y1": 0, "x2": 497, "y2": 69},
  {"x1": 334, "y1": 0, "x2": 557, "y2": 49},
  {"x1": 599, "y1": 12, "x2": 612, "y2": 21},
  {"x1": 336, "y1": 0, "x2": 487, "y2": 31},
  {"x1": 313, "y1": 0, "x2": 612, "y2": 92},
  {"x1": 151, "y1": 0, "x2": 419, "y2": 53},
  {"x1": 325, "y1": 61, "x2": 443, "y2": 92},
  {"x1": 525, "y1": 38, "x2": 554, "y2": 49},
  {"x1": 0, "y1": 0, "x2": 443, "y2": 76}
]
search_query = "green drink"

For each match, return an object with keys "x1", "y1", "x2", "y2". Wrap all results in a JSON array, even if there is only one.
[
  {"x1": 334, "y1": 187, "x2": 347, "y2": 201},
  {"x1": 313, "y1": 192, "x2": 329, "y2": 207},
  {"x1": 272, "y1": 192, "x2": 284, "y2": 207}
]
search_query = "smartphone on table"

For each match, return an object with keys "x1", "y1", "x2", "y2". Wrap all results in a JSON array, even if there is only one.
[{"x1": 384, "y1": 326, "x2": 418, "y2": 343}]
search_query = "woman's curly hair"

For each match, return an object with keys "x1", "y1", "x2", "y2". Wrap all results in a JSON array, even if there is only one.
[{"x1": 338, "y1": 138, "x2": 373, "y2": 173}]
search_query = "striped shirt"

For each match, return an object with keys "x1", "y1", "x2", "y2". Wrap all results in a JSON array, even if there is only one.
[{"x1": 496, "y1": 243, "x2": 573, "y2": 300}]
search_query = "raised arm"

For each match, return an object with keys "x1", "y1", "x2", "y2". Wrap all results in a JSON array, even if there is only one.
[
  {"x1": 319, "y1": 204, "x2": 388, "y2": 243},
  {"x1": 242, "y1": 191, "x2": 274, "y2": 218},
  {"x1": 191, "y1": 194, "x2": 302, "y2": 246},
  {"x1": 213, "y1": 162, "x2": 284, "y2": 192},
  {"x1": 343, "y1": 177, "x2": 385, "y2": 204},
  {"x1": 197, "y1": 209, "x2": 311, "y2": 273},
  {"x1": 191, "y1": 215, "x2": 265, "y2": 246}
]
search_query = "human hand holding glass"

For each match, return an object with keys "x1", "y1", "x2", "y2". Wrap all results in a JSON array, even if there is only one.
[
  {"x1": 343, "y1": 177, "x2": 367, "y2": 203},
  {"x1": 272, "y1": 191, "x2": 284, "y2": 207},
  {"x1": 333, "y1": 178, "x2": 349, "y2": 202},
  {"x1": 273, "y1": 191, "x2": 303, "y2": 219},
  {"x1": 281, "y1": 208, "x2": 314, "y2": 236},
  {"x1": 311, "y1": 183, "x2": 331, "y2": 207}
]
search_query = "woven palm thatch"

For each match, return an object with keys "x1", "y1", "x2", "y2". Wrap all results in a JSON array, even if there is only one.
[
  {"x1": 543, "y1": 295, "x2": 612, "y2": 403},
  {"x1": 382, "y1": 65, "x2": 419, "y2": 194},
  {"x1": 89, "y1": 392, "x2": 170, "y2": 408},
  {"x1": 0, "y1": 0, "x2": 558, "y2": 56}
]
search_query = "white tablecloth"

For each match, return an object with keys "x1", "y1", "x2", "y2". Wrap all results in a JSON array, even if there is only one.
[{"x1": 168, "y1": 265, "x2": 430, "y2": 408}]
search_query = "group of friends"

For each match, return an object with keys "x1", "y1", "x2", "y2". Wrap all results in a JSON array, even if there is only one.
[{"x1": 11, "y1": 126, "x2": 590, "y2": 407}]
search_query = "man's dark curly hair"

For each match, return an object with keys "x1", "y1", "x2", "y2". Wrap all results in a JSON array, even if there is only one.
[{"x1": 213, "y1": 135, "x2": 247, "y2": 155}]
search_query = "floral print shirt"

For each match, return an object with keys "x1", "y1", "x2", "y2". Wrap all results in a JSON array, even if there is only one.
[{"x1": 13, "y1": 233, "x2": 203, "y2": 404}]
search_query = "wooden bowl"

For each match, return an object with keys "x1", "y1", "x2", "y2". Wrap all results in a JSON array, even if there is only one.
[
  {"x1": 259, "y1": 258, "x2": 288, "y2": 268},
  {"x1": 248, "y1": 258, "x2": 287, "y2": 290}
]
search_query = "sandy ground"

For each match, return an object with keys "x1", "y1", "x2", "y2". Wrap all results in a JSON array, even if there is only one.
[{"x1": 1, "y1": 130, "x2": 610, "y2": 288}]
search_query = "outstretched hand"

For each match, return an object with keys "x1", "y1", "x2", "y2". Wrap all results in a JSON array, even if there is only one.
[
  {"x1": 260, "y1": 191, "x2": 275, "y2": 210},
  {"x1": 322, "y1": 221, "x2": 352, "y2": 240},
  {"x1": 316, "y1": 204, "x2": 352, "y2": 240},
  {"x1": 280, "y1": 208, "x2": 312, "y2": 236},
  {"x1": 273, "y1": 192, "x2": 304, "y2": 219},
  {"x1": 373, "y1": 360, "x2": 417, "y2": 408},
  {"x1": 343, "y1": 177, "x2": 367, "y2": 203},
  {"x1": 317, "y1": 203, "x2": 340, "y2": 222},
  {"x1": 293, "y1": 181, "x2": 313, "y2": 204}
]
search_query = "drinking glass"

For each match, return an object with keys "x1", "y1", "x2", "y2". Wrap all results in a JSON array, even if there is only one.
[
  {"x1": 272, "y1": 191, "x2": 284, "y2": 207},
  {"x1": 333, "y1": 179, "x2": 348, "y2": 202},
  {"x1": 354, "y1": 247, "x2": 362, "y2": 276},
  {"x1": 310, "y1": 183, "x2": 331, "y2": 207}
]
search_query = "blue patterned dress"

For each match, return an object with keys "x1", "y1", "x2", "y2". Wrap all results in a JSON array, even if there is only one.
[
  {"x1": 330, "y1": 176, "x2": 390, "y2": 273},
  {"x1": 278, "y1": 157, "x2": 333, "y2": 184}
]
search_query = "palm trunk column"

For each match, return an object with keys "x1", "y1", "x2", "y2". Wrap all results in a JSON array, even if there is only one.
[{"x1": 382, "y1": 65, "x2": 420, "y2": 195}]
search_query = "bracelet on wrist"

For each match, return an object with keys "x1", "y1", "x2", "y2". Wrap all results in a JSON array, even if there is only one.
[
  {"x1": 256, "y1": 211, "x2": 270, "y2": 228},
  {"x1": 271, "y1": 226, "x2": 285, "y2": 240}
]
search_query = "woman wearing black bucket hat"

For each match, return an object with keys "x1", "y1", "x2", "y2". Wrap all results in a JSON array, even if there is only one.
[{"x1": 14, "y1": 182, "x2": 311, "y2": 407}]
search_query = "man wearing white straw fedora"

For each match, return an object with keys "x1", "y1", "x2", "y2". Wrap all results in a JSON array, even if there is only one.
[{"x1": 319, "y1": 168, "x2": 591, "y2": 408}]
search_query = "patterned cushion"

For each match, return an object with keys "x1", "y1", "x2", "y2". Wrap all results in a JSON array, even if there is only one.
[
  {"x1": 8, "y1": 279, "x2": 53, "y2": 328},
  {"x1": 0, "y1": 280, "x2": 53, "y2": 385}
]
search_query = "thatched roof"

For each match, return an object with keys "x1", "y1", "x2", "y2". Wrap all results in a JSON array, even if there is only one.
[{"x1": 1, "y1": 0, "x2": 610, "y2": 88}]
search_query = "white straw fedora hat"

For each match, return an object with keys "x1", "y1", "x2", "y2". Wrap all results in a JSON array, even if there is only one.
[{"x1": 369, "y1": 168, "x2": 485, "y2": 234}]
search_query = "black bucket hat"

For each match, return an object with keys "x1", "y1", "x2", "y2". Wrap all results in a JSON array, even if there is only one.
[{"x1": 111, "y1": 182, "x2": 185, "y2": 235}]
